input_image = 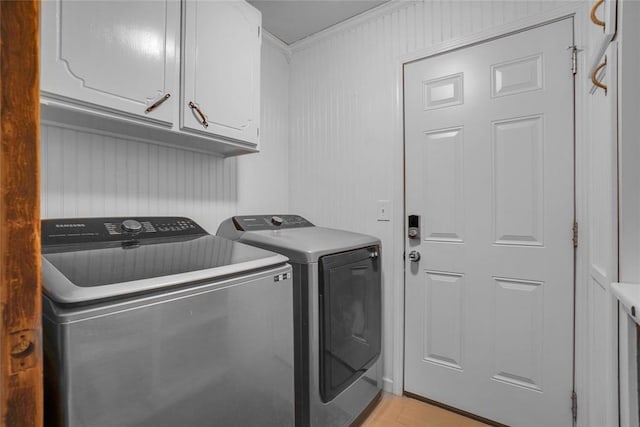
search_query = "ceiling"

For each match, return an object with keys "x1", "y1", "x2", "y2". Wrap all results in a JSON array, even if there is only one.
[{"x1": 249, "y1": 0, "x2": 389, "y2": 45}]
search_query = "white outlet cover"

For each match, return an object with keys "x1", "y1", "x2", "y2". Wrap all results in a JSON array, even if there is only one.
[{"x1": 377, "y1": 200, "x2": 391, "y2": 221}]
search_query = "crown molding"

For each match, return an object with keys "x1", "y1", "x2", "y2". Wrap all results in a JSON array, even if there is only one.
[
  {"x1": 290, "y1": 0, "x2": 412, "y2": 53},
  {"x1": 263, "y1": 29, "x2": 292, "y2": 62}
]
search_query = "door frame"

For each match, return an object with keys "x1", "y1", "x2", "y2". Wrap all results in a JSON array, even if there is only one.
[
  {"x1": 0, "y1": 1, "x2": 43, "y2": 426},
  {"x1": 390, "y1": 2, "x2": 596, "y2": 424}
]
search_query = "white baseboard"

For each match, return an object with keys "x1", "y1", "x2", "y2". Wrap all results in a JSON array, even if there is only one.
[{"x1": 382, "y1": 377, "x2": 396, "y2": 394}]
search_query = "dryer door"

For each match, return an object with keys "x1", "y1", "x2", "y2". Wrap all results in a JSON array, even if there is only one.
[{"x1": 318, "y1": 246, "x2": 381, "y2": 403}]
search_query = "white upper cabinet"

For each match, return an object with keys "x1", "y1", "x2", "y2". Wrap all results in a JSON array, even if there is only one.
[
  {"x1": 181, "y1": 0, "x2": 261, "y2": 146},
  {"x1": 40, "y1": 0, "x2": 261, "y2": 156},
  {"x1": 41, "y1": 0, "x2": 179, "y2": 125}
]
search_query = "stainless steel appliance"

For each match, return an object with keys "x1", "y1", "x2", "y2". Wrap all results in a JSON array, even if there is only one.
[
  {"x1": 217, "y1": 215, "x2": 382, "y2": 427},
  {"x1": 42, "y1": 216, "x2": 294, "y2": 427}
]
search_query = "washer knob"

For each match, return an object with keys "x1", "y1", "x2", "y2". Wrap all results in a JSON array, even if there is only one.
[
  {"x1": 121, "y1": 219, "x2": 143, "y2": 233},
  {"x1": 271, "y1": 216, "x2": 284, "y2": 226}
]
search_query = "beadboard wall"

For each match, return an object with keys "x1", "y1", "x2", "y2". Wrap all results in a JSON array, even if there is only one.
[
  {"x1": 237, "y1": 39, "x2": 290, "y2": 215},
  {"x1": 41, "y1": 38, "x2": 290, "y2": 234},
  {"x1": 288, "y1": 0, "x2": 577, "y2": 392}
]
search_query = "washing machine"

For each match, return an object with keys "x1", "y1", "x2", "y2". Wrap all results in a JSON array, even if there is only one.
[
  {"x1": 42, "y1": 216, "x2": 294, "y2": 427},
  {"x1": 217, "y1": 215, "x2": 382, "y2": 427}
]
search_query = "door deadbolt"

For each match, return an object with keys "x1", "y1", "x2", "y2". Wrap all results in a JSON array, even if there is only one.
[
  {"x1": 408, "y1": 215, "x2": 420, "y2": 239},
  {"x1": 408, "y1": 250, "x2": 421, "y2": 262}
]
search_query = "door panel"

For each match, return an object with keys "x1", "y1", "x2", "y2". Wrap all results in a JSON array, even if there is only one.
[
  {"x1": 423, "y1": 271, "x2": 464, "y2": 371},
  {"x1": 491, "y1": 54, "x2": 543, "y2": 97},
  {"x1": 404, "y1": 19, "x2": 574, "y2": 427},
  {"x1": 492, "y1": 115, "x2": 544, "y2": 246},
  {"x1": 421, "y1": 128, "x2": 465, "y2": 243},
  {"x1": 492, "y1": 277, "x2": 544, "y2": 392}
]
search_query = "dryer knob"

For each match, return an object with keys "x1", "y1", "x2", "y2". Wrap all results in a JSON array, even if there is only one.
[
  {"x1": 271, "y1": 216, "x2": 284, "y2": 226},
  {"x1": 121, "y1": 219, "x2": 143, "y2": 233}
]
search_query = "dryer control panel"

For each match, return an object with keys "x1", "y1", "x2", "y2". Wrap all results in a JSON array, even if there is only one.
[{"x1": 232, "y1": 215, "x2": 314, "y2": 231}]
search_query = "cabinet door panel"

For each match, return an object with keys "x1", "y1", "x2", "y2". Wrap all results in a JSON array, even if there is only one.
[
  {"x1": 182, "y1": 1, "x2": 261, "y2": 146},
  {"x1": 41, "y1": 0, "x2": 178, "y2": 125}
]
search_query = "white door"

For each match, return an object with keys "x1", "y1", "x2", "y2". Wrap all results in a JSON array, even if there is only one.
[
  {"x1": 404, "y1": 19, "x2": 575, "y2": 427},
  {"x1": 181, "y1": 0, "x2": 261, "y2": 146},
  {"x1": 41, "y1": 0, "x2": 179, "y2": 124}
]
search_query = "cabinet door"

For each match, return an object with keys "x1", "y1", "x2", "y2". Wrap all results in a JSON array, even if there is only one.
[
  {"x1": 41, "y1": 0, "x2": 179, "y2": 125},
  {"x1": 182, "y1": 0, "x2": 261, "y2": 147}
]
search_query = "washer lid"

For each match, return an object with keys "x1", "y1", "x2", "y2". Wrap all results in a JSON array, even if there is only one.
[
  {"x1": 237, "y1": 227, "x2": 380, "y2": 263},
  {"x1": 43, "y1": 234, "x2": 288, "y2": 305}
]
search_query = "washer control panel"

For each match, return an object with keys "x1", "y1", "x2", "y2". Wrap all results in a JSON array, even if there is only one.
[
  {"x1": 232, "y1": 215, "x2": 314, "y2": 231},
  {"x1": 42, "y1": 217, "x2": 206, "y2": 246}
]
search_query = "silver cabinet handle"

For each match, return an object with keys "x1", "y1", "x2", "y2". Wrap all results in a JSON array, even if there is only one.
[
  {"x1": 188, "y1": 101, "x2": 209, "y2": 128},
  {"x1": 408, "y1": 250, "x2": 421, "y2": 262},
  {"x1": 145, "y1": 93, "x2": 171, "y2": 113}
]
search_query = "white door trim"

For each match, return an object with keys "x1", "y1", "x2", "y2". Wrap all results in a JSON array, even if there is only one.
[
  {"x1": 397, "y1": 3, "x2": 583, "y2": 66},
  {"x1": 391, "y1": 3, "x2": 594, "y2": 424}
]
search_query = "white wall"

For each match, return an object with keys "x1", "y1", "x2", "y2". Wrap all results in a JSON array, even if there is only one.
[
  {"x1": 237, "y1": 40, "x2": 290, "y2": 214},
  {"x1": 41, "y1": 124, "x2": 235, "y2": 232},
  {"x1": 288, "y1": 0, "x2": 574, "y2": 391},
  {"x1": 41, "y1": 37, "x2": 290, "y2": 233}
]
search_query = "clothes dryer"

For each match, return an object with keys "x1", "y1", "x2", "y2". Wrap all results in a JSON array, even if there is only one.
[{"x1": 218, "y1": 215, "x2": 382, "y2": 427}]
